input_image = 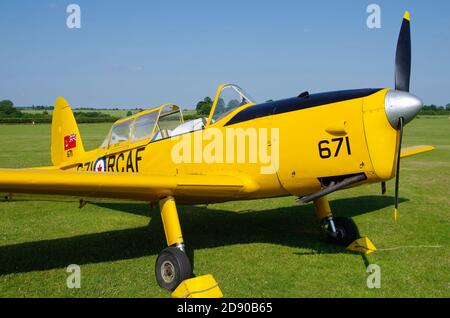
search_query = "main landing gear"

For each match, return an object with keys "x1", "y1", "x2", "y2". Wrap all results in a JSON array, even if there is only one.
[
  {"x1": 154, "y1": 195, "x2": 361, "y2": 291},
  {"x1": 155, "y1": 196, "x2": 192, "y2": 291},
  {"x1": 313, "y1": 196, "x2": 360, "y2": 246}
]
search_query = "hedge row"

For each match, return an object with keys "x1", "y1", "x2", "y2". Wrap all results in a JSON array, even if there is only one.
[
  {"x1": 419, "y1": 110, "x2": 450, "y2": 116},
  {"x1": 183, "y1": 114, "x2": 203, "y2": 121},
  {"x1": 0, "y1": 117, "x2": 119, "y2": 124}
]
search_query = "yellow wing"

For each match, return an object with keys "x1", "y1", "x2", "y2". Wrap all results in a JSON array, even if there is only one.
[
  {"x1": 0, "y1": 169, "x2": 259, "y2": 203},
  {"x1": 400, "y1": 145, "x2": 435, "y2": 159}
]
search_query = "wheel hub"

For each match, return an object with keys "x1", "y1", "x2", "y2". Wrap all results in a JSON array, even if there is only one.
[
  {"x1": 161, "y1": 261, "x2": 175, "y2": 283},
  {"x1": 335, "y1": 227, "x2": 346, "y2": 239}
]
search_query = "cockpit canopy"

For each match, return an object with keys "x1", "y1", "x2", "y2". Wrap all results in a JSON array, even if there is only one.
[
  {"x1": 102, "y1": 84, "x2": 255, "y2": 149},
  {"x1": 102, "y1": 103, "x2": 184, "y2": 149},
  {"x1": 209, "y1": 84, "x2": 255, "y2": 124}
]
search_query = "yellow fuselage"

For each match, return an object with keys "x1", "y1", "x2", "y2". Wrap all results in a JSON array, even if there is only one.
[{"x1": 63, "y1": 88, "x2": 397, "y2": 203}]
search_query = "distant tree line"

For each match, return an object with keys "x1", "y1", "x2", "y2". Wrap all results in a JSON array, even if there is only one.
[
  {"x1": 73, "y1": 111, "x2": 120, "y2": 123},
  {"x1": 30, "y1": 105, "x2": 54, "y2": 110},
  {"x1": 0, "y1": 100, "x2": 120, "y2": 124},
  {"x1": 194, "y1": 97, "x2": 241, "y2": 117},
  {"x1": 420, "y1": 104, "x2": 450, "y2": 115}
]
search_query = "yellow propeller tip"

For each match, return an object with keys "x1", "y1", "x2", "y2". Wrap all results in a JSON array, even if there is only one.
[
  {"x1": 394, "y1": 208, "x2": 398, "y2": 222},
  {"x1": 403, "y1": 11, "x2": 411, "y2": 21}
]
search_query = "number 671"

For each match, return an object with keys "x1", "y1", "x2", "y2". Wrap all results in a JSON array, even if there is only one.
[{"x1": 318, "y1": 137, "x2": 351, "y2": 159}]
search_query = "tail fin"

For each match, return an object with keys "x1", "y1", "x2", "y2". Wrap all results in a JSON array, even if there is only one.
[{"x1": 51, "y1": 97, "x2": 85, "y2": 166}]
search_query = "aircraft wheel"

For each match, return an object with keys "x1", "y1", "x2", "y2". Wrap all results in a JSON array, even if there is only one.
[
  {"x1": 324, "y1": 217, "x2": 360, "y2": 246},
  {"x1": 155, "y1": 247, "x2": 192, "y2": 291}
]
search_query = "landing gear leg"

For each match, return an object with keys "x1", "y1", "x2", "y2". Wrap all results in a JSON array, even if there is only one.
[
  {"x1": 313, "y1": 196, "x2": 360, "y2": 246},
  {"x1": 155, "y1": 196, "x2": 192, "y2": 291}
]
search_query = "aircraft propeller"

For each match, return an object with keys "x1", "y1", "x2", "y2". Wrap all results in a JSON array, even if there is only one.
[{"x1": 391, "y1": 11, "x2": 412, "y2": 221}]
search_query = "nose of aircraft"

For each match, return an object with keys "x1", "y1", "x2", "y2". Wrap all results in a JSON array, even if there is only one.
[{"x1": 384, "y1": 90, "x2": 423, "y2": 128}]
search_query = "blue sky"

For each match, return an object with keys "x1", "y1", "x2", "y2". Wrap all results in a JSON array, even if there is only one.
[{"x1": 1, "y1": 0, "x2": 449, "y2": 108}]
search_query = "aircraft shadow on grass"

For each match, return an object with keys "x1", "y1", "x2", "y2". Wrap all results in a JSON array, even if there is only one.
[{"x1": 0, "y1": 195, "x2": 407, "y2": 275}]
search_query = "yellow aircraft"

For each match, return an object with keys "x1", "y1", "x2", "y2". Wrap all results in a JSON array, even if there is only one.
[{"x1": 0, "y1": 12, "x2": 434, "y2": 292}]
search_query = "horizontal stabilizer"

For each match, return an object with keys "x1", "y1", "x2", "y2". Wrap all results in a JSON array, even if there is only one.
[{"x1": 400, "y1": 145, "x2": 434, "y2": 158}]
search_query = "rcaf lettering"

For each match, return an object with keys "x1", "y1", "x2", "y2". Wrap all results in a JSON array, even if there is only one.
[
  {"x1": 135, "y1": 147, "x2": 144, "y2": 172},
  {"x1": 116, "y1": 153, "x2": 125, "y2": 172},
  {"x1": 77, "y1": 147, "x2": 145, "y2": 172},
  {"x1": 126, "y1": 151, "x2": 134, "y2": 172},
  {"x1": 107, "y1": 156, "x2": 115, "y2": 172}
]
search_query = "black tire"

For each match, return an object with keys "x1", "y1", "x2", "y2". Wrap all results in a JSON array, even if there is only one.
[
  {"x1": 155, "y1": 247, "x2": 192, "y2": 291},
  {"x1": 324, "y1": 217, "x2": 360, "y2": 246}
]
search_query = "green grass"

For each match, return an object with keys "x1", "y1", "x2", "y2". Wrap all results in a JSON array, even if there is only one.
[{"x1": 0, "y1": 117, "x2": 449, "y2": 298}]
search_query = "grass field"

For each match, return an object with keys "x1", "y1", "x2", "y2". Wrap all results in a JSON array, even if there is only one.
[{"x1": 0, "y1": 117, "x2": 449, "y2": 298}]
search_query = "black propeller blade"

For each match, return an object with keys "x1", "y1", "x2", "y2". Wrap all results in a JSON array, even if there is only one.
[
  {"x1": 395, "y1": 12, "x2": 411, "y2": 92},
  {"x1": 393, "y1": 117, "x2": 404, "y2": 222},
  {"x1": 391, "y1": 12, "x2": 412, "y2": 221}
]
